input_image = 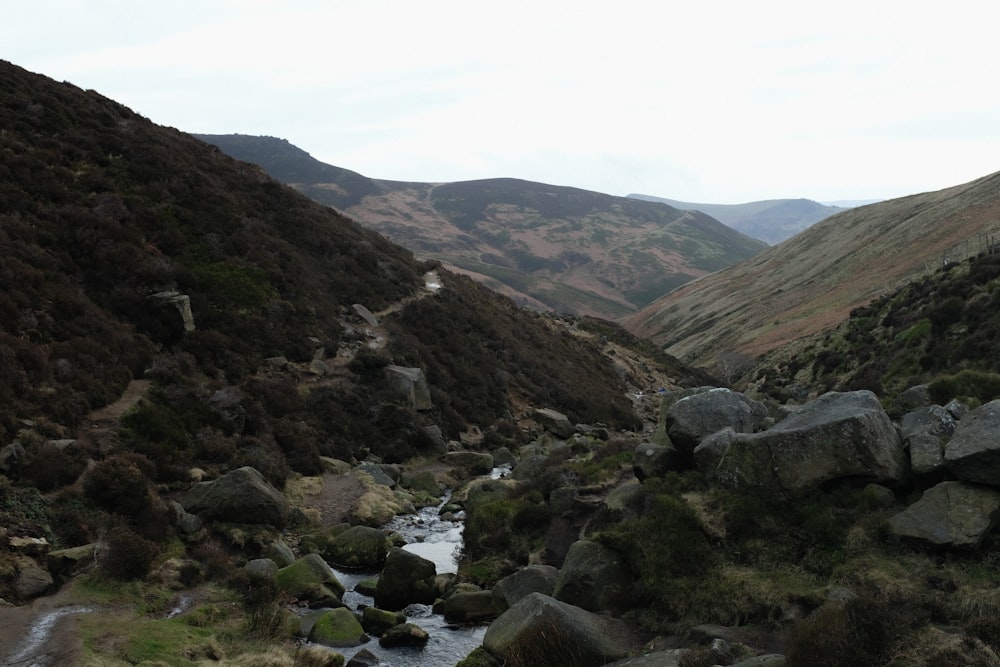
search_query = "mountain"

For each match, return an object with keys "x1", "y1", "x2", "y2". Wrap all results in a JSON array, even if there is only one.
[
  {"x1": 196, "y1": 135, "x2": 767, "y2": 319},
  {"x1": 628, "y1": 194, "x2": 846, "y2": 245},
  {"x1": 625, "y1": 171, "x2": 1000, "y2": 371}
]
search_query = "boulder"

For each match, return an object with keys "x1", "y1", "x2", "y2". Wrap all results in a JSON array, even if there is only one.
[
  {"x1": 263, "y1": 539, "x2": 296, "y2": 568},
  {"x1": 355, "y1": 462, "x2": 396, "y2": 488},
  {"x1": 323, "y1": 525, "x2": 391, "y2": 569},
  {"x1": 12, "y1": 557, "x2": 53, "y2": 600},
  {"x1": 443, "y1": 590, "x2": 499, "y2": 623},
  {"x1": 493, "y1": 564, "x2": 560, "y2": 613},
  {"x1": 0, "y1": 441, "x2": 25, "y2": 474},
  {"x1": 888, "y1": 481, "x2": 1000, "y2": 549},
  {"x1": 633, "y1": 442, "x2": 682, "y2": 480},
  {"x1": 379, "y1": 622, "x2": 429, "y2": 648},
  {"x1": 169, "y1": 501, "x2": 203, "y2": 535},
  {"x1": 693, "y1": 427, "x2": 739, "y2": 475},
  {"x1": 276, "y1": 553, "x2": 346, "y2": 604},
  {"x1": 385, "y1": 365, "x2": 433, "y2": 411},
  {"x1": 347, "y1": 648, "x2": 381, "y2": 667},
  {"x1": 944, "y1": 400, "x2": 1000, "y2": 484},
  {"x1": 47, "y1": 543, "x2": 97, "y2": 578},
  {"x1": 712, "y1": 391, "x2": 907, "y2": 496},
  {"x1": 534, "y1": 408, "x2": 576, "y2": 438},
  {"x1": 900, "y1": 405, "x2": 957, "y2": 440},
  {"x1": 360, "y1": 606, "x2": 407, "y2": 636},
  {"x1": 889, "y1": 384, "x2": 932, "y2": 418},
  {"x1": 664, "y1": 387, "x2": 768, "y2": 453},
  {"x1": 511, "y1": 454, "x2": 550, "y2": 482},
  {"x1": 908, "y1": 433, "x2": 945, "y2": 478},
  {"x1": 308, "y1": 607, "x2": 369, "y2": 648},
  {"x1": 352, "y1": 303, "x2": 379, "y2": 327},
  {"x1": 483, "y1": 592, "x2": 639, "y2": 667},
  {"x1": 552, "y1": 540, "x2": 632, "y2": 614},
  {"x1": 374, "y1": 547, "x2": 437, "y2": 611},
  {"x1": 442, "y1": 451, "x2": 495, "y2": 475},
  {"x1": 244, "y1": 558, "x2": 279, "y2": 582},
  {"x1": 180, "y1": 466, "x2": 291, "y2": 528}
]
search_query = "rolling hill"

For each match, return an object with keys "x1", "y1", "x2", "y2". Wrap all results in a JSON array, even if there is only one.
[
  {"x1": 196, "y1": 135, "x2": 767, "y2": 319},
  {"x1": 625, "y1": 171, "x2": 1000, "y2": 371},
  {"x1": 628, "y1": 194, "x2": 846, "y2": 245}
]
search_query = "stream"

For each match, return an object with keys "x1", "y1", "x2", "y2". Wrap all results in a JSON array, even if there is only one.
[{"x1": 313, "y1": 472, "x2": 509, "y2": 667}]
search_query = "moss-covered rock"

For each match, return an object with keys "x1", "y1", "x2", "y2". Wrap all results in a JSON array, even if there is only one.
[
  {"x1": 322, "y1": 525, "x2": 390, "y2": 569},
  {"x1": 276, "y1": 553, "x2": 345, "y2": 603},
  {"x1": 307, "y1": 607, "x2": 369, "y2": 648}
]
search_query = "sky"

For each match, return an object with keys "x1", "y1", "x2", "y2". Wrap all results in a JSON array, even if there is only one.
[{"x1": 5, "y1": 1, "x2": 1000, "y2": 203}]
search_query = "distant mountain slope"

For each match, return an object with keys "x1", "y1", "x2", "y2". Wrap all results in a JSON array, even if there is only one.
[
  {"x1": 625, "y1": 171, "x2": 1000, "y2": 369},
  {"x1": 628, "y1": 194, "x2": 845, "y2": 244},
  {"x1": 196, "y1": 135, "x2": 767, "y2": 318}
]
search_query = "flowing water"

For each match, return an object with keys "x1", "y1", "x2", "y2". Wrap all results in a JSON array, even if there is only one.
[{"x1": 5, "y1": 605, "x2": 93, "y2": 667}]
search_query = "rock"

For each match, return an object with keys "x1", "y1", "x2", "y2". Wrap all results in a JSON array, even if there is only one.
[
  {"x1": 263, "y1": 539, "x2": 296, "y2": 568},
  {"x1": 308, "y1": 359, "x2": 328, "y2": 376},
  {"x1": 689, "y1": 623, "x2": 744, "y2": 644},
  {"x1": 308, "y1": 607, "x2": 369, "y2": 648},
  {"x1": 712, "y1": 391, "x2": 907, "y2": 496},
  {"x1": 347, "y1": 648, "x2": 381, "y2": 667},
  {"x1": 945, "y1": 399, "x2": 969, "y2": 419},
  {"x1": 944, "y1": 400, "x2": 1000, "y2": 484},
  {"x1": 352, "y1": 303, "x2": 379, "y2": 326},
  {"x1": 603, "y1": 650, "x2": 691, "y2": 666},
  {"x1": 456, "y1": 646, "x2": 503, "y2": 667},
  {"x1": 47, "y1": 543, "x2": 97, "y2": 578},
  {"x1": 13, "y1": 556, "x2": 53, "y2": 600},
  {"x1": 244, "y1": 558, "x2": 278, "y2": 582},
  {"x1": 492, "y1": 446, "x2": 517, "y2": 467},
  {"x1": 401, "y1": 470, "x2": 442, "y2": 497},
  {"x1": 552, "y1": 540, "x2": 632, "y2": 614},
  {"x1": 374, "y1": 547, "x2": 437, "y2": 611},
  {"x1": 900, "y1": 405, "x2": 957, "y2": 440},
  {"x1": 360, "y1": 606, "x2": 407, "y2": 635},
  {"x1": 664, "y1": 387, "x2": 768, "y2": 453},
  {"x1": 632, "y1": 442, "x2": 682, "y2": 480},
  {"x1": 170, "y1": 500, "x2": 203, "y2": 535},
  {"x1": 0, "y1": 441, "x2": 25, "y2": 474},
  {"x1": 379, "y1": 622, "x2": 429, "y2": 648},
  {"x1": 355, "y1": 463, "x2": 396, "y2": 488},
  {"x1": 443, "y1": 590, "x2": 498, "y2": 623},
  {"x1": 693, "y1": 427, "x2": 739, "y2": 475},
  {"x1": 324, "y1": 526, "x2": 391, "y2": 569},
  {"x1": 276, "y1": 554, "x2": 346, "y2": 604},
  {"x1": 385, "y1": 365, "x2": 433, "y2": 411},
  {"x1": 493, "y1": 564, "x2": 560, "y2": 613},
  {"x1": 9, "y1": 535, "x2": 50, "y2": 557},
  {"x1": 483, "y1": 592, "x2": 639, "y2": 666},
  {"x1": 151, "y1": 290, "x2": 195, "y2": 332},
  {"x1": 888, "y1": 481, "x2": 1000, "y2": 549},
  {"x1": 442, "y1": 451, "x2": 495, "y2": 475},
  {"x1": 730, "y1": 656, "x2": 786, "y2": 667},
  {"x1": 908, "y1": 433, "x2": 945, "y2": 478},
  {"x1": 890, "y1": 384, "x2": 932, "y2": 418},
  {"x1": 180, "y1": 466, "x2": 291, "y2": 527},
  {"x1": 534, "y1": 408, "x2": 576, "y2": 438}
]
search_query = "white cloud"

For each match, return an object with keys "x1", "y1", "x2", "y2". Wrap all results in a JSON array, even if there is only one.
[{"x1": 4, "y1": 0, "x2": 1000, "y2": 202}]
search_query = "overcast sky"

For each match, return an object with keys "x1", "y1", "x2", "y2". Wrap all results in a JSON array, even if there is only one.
[{"x1": 5, "y1": 1, "x2": 999, "y2": 203}]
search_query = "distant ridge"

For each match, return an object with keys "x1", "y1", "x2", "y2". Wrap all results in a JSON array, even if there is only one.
[
  {"x1": 625, "y1": 170, "x2": 1000, "y2": 368},
  {"x1": 627, "y1": 194, "x2": 845, "y2": 245},
  {"x1": 197, "y1": 134, "x2": 767, "y2": 319}
]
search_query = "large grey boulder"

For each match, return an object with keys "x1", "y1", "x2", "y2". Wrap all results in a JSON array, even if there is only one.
[
  {"x1": 385, "y1": 365, "x2": 433, "y2": 411},
  {"x1": 944, "y1": 400, "x2": 1000, "y2": 484},
  {"x1": 908, "y1": 433, "x2": 945, "y2": 478},
  {"x1": 12, "y1": 557, "x2": 53, "y2": 600},
  {"x1": 374, "y1": 547, "x2": 437, "y2": 611},
  {"x1": 900, "y1": 405, "x2": 957, "y2": 440},
  {"x1": 664, "y1": 387, "x2": 768, "y2": 453},
  {"x1": 493, "y1": 564, "x2": 560, "y2": 613},
  {"x1": 323, "y1": 525, "x2": 391, "y2": 569},
  {"x1": 180, "y1": 466, "x2": 291, "y2": 528},
  {"x1": 552, "y1": 540, "x2": 632, "y2": 614},
  {"x1": 483, "y1": 592, "x2": 639, "y2": 667},
  {"x1": 443, "y1": 590, "x2": 499, "y2": 623},
  {"x1": 888, "y1": 481, "x2": 1000, "y2": 549},
  {"x1": 442, "y1": 451, "x2": 495, "y2": 476},
  {"x1": 712, "y1": 391, "x2": 907, "y2": 496},
  {"x1": 534, "y1": 408, "x2": 576, "y2": 438}
]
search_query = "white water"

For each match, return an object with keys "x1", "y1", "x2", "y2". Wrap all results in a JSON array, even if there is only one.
[{"x1": 5, "y1": 605, "x2": 92, "y2": 667}]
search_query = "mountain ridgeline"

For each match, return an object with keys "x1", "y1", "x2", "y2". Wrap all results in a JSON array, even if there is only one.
[
  {"x1": 628, "y1": 193, "x2": 846, "y2": 245},
  {"x1": 196, "y1": 134, "x2": 767, "y2": 319}
]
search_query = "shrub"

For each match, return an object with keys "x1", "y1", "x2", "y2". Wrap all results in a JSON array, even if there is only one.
[
  {"x1": 99, "y1": 525, "x2": 160, "y2": 580},
  {"x1": 929, "y1": 369, "x2": 1000, "y2": 404},
  {"x1": 83, "y1": 452, "x2": 155, "y2": 518}
]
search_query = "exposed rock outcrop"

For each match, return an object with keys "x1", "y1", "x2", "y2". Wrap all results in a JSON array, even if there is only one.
[
  {"x1": 888, "y1": 481, "x2": 1000, "y2": 549},
  {"x1": 181, "y1": 466, "x2": 292, "y2": 528},
  {"x1": 944, "y1": 400, "x2": 1000, "y2": 484},
  {"x1": 663, "y1": 387, "x2": 769, "y2": 452}
]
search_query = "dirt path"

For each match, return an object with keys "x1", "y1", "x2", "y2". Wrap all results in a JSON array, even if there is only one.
[
  {"x1": 0, "y1": 586, "x2": 87, "y2": 667},
  {"x1": 76, "y1": 378, "x2": 151, "y2": 452}
]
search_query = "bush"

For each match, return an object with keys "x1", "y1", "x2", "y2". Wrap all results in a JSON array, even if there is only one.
[
  {"x1": 99, "y1": 525, "x2": 160, "y2": 580},
  {"x1": 83, "y1": 453, "x2": 155, "y2": 518},
  {"x1": 929, "y1": 369, "x2": 1000, "y2": 404}
]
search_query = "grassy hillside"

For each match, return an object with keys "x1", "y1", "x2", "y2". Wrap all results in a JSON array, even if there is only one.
[
  {"x1": 197, "y1": 135, "x2": 767, "y2": 319},
  {"x1": 629, "y1": 194, "x2": 845, "y2": 244},
  {"x1": 625, "y1": 171, "x2": 1000, "y2": 372}
]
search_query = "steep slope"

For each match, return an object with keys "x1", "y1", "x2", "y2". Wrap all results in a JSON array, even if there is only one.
[
  {"x1": 0, "y1": 59, "x2": 696, "y2": 480},
  {"x1": 196, "y1": 135, "x2": 767, "y2": 319},
  {"x1": 625, "y1": 171, "x2": 1000, "y2": 369},
  {"x1": 629, "y1": 194, "x2": 845, "y2": 244}
]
